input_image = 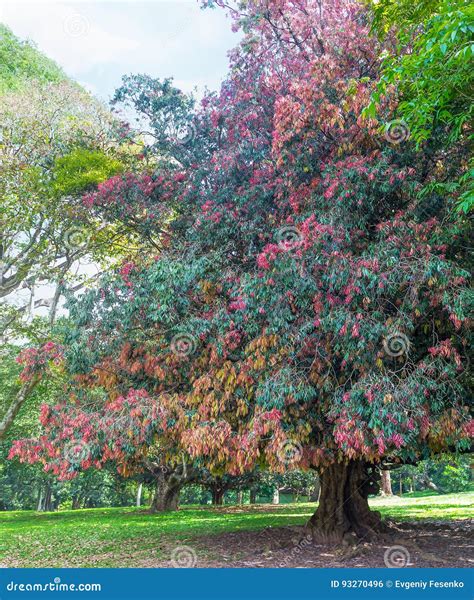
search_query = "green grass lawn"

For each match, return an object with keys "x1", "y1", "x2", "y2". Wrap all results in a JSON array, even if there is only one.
[
  {"x1": 1, "y1": 492, "x2": 472, "y2": 568},
  {"x1": 370, "y1": 491, "x2": 474, "y2": 521}
]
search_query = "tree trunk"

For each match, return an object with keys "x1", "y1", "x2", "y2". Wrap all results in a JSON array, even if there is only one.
[
  {"x1": 136, "y1": 483, "x2": 143, "y2": 507},
  {"x1": 237, "y1": 490, "x2": 243, "y2": 505},
  {"x1": 272, "y1": 487, "x2": 280, "y2": 505},
  {"x1": 0, "y1": 379, "x2": 38, "y2": 440},
  {"x1": 42, "y1": 485, "x2": 53, "y2": 512},
  {"x1": 422, "y1": 476, "x2": 439, "y2": 492},
  {"x1": 150, "y1": 471, "x2": 181, "y2": 512},
  {"x1": 308, "y1": 460, "x2": 385, "y2": 544},
  {"x1": 380, "y1": 470, "x2": 393, "y2": 496},
  {"x1": 72, "y1": 496, "x2": 82, "y2": 509},
  {"x1": 249, "y1": 489, "x2": 257, "y2": 504},
  {"x1": 37, "y1": 488, "x2": 43, "y2": 512},
  {"x1": 211, "y1": 487, "x2": 225, "y2": 506},
  {"x1": 310, "y1": 476, "x2": 321, "y2": 502}
]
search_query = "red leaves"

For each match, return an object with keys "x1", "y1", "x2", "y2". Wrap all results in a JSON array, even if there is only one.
[
  {"x1": 9, "y1": 389, "x2": 176, "y2": 480},
  {"x1": 428, "y1": 340, "x2": 462, "y2": 368},
  {"x1": 119, "y1": 261, "x2": 136, "y2": 288},
  {"x1": 82, "y1": 171, "x2": 186, "y2": 236},
  {"x1": 11, "y1": 0, "x2": 470, "y2": 483},
  {"x1": 16, "y1": 342, "x2": 63, "y2": 383},
  {"x1": 228, "y1": 297, "x2": 247, "y2": 312}
]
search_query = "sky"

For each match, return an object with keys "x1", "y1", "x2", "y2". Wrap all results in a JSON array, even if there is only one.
[{"x1": 0, "y1": 0, "x2": 240, "y2": 101}]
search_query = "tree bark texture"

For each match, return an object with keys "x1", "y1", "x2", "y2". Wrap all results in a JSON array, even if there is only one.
[
  {"x1": 150, "y1": 470, "x2": 182, "y2": 512},
  {"x1": 308, "y1": 460, "x2": 385, "y2": 544},
  {"x1": 380, "y1": 470, "x2": 393, "y2": 496}
]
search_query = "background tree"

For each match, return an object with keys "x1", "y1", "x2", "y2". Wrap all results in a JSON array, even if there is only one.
[
  {"x1": 391, "y1": 455, "x2": 472, "y2": 495},
  {"x1": 0, "y1": 24, "x2": 65, "y2": 93},
  {"x1": 365, "y1": 0, "x2": 473, "y2": 213},
  {"x1": 0, "y1": 28, "x2": 146, "y2": 440},
  {"x1": 380, "y1": 471, "x2": 393, "y2": 496}
]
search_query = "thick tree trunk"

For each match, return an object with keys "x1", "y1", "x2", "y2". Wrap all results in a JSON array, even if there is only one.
[
  {"x1": 237, "y1": 490, "x2": 243, "y2": 505},
  {"x1": 272, "y1": 488, "x2": 280, "y2": 505},
  {"x1": 42, "y1": 485, "x2": 53, "y2": 512},
  {"x1": 308, "y1": 460, "x2": 385, "y2": 544},
  {"x1": 380, "y1": 470, "x2": 393, "y2": 496},
  {"x1": 150, "y1": 471, "x2": 181, "y2": 512},
  {"x1": 249, "y1": 489, "x2": 257, "y2": 504},
  {"x1": 211, "y1": 487, "x2": 225, "y2": 506}
]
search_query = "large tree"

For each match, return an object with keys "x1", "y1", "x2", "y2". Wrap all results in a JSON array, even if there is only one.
[{"x1": 10, "y1": 0, "x2": 472, "y2": 543}]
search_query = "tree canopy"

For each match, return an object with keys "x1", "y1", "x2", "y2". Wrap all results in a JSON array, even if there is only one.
[
  {"x1": 365, "y1": 0, "x2": 473, "y2": 213},
  {"x1": 7, "y1": 0, "x2": 472, "y2": 541},
  {"x1": 0, "y1": 24, "x2": 66, "y2": 93}
]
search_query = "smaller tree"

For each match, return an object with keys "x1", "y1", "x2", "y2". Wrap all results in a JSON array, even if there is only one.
[{"x1": 380, "y1": 470, "x2": 393, "y2": 496}]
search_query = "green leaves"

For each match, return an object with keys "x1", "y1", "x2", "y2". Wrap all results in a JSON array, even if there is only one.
[
  {"x1": 368, "y1": 0, "x2": 473, "y2": 146},
  {"x1": 0, "y1": 25, "x2": 66, "y2": 93},
  {"x1": 456, "y1": 165, "x2": 474, "y2": 213},
  {"x1": 366, "y1": 0, "x2": 473, "y2": 214},
  {"x1": 52, "y1": 149, "x2": 123, "y2": 198}
]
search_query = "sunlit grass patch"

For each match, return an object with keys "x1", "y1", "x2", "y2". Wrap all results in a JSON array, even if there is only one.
[{"x1": 1, "y1": 492, "x2": 472, "y2": 567}]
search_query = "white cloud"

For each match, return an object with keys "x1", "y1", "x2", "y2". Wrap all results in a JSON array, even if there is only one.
[
  {"x1": 0, "y1": 0, "x2": 240, "y2": 99},
  {"x1": 2, "y1": 2, "x2": 140, "y2": 72}
]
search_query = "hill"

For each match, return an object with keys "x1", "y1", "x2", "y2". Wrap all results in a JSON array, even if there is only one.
[{"x1": 0, "y1": 23, "x2": 66, "y2": 92}]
